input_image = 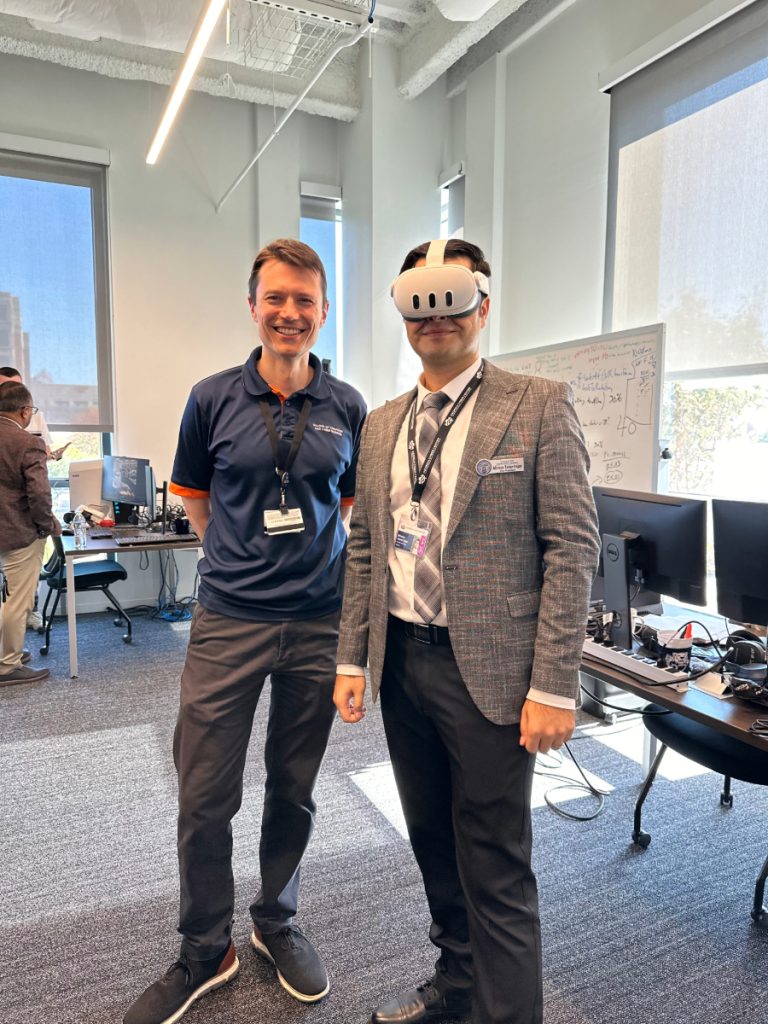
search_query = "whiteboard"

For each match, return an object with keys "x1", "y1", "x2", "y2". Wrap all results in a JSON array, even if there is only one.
[{"x1": 492, "y1": 324, "x2": 664, "y2": 492}]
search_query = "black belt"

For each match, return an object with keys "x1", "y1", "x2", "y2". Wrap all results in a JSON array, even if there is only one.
[{"x1": 389, "y1": 615, "x2": 451, "y2": 646}]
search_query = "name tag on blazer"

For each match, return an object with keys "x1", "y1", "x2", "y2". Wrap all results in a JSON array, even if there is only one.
[{"x1": 476, "y1": 457, "x2": 524, "y2": 476}]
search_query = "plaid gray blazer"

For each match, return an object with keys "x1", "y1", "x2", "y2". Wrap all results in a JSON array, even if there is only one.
[{"x1": 336, "y1": 360, "x2": 601, "y2": 725}]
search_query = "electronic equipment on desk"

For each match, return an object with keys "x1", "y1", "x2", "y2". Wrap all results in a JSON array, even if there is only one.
[
  {"x1": 68, "y1": 460, "x2": 111, "y2": 521},
  {"x1": 712, "y1": 497, "x2": 768, "y2": 651},
  {"x1": 101, "y1": 454, "x2": 155, "y2": 527},
  {"x1": 592, "y1": 487, "x2": 707, "y2": 652},
  {"x1": 114, "y1": 532, "x2": 199, "y2": 547}
]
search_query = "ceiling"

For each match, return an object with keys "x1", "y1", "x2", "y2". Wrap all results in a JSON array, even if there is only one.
[{"x1": 0, "y1": 0, "x2": 545, "y2": 121}]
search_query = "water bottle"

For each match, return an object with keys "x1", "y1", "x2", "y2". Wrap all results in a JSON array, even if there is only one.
[{"x1": 73, "y1": 509, "x2": 88, "y2": 550}]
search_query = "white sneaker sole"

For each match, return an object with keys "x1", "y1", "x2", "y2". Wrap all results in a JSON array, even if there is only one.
[
  {"x1": 160, "y1": 954, "x2": 240, "y2": 1024},
  {"x1": 250, "y1": 930, "x2": 330, "y2": 1003}
]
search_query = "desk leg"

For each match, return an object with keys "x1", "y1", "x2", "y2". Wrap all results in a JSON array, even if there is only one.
[
  {"x1": 642, "y1": 727, "x2": 658, "y2": 775},
  {"x1": 66, "y1": 557, "x2": 78, "y2": 677}
]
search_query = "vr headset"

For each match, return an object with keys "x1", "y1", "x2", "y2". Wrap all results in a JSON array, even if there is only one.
[{"x1": 391, "y1": 239, "x2": 490, "y2": 321}]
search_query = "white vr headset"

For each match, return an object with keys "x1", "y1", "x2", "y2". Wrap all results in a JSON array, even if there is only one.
[{"x1": 390, "y1": 239, "x2": 490, "y2": 321}]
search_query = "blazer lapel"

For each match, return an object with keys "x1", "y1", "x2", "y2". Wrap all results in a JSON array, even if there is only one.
[{"x1": 445, "y1": 367, "x2": 529, "y2": 544}]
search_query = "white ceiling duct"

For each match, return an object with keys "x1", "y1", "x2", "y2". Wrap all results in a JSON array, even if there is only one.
[
  {"x1": 0, "y1": 0, "x2": 368, "y2": 73},
  {"x1": 432, "y1": 0, "x2": 498, "y2": 20}
]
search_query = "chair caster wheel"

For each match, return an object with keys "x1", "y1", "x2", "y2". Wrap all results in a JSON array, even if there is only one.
[
  {"x1": 751, "y1": 907, "x2": 766, "y2": 925},
  {"x1": 36, "y1": 626, "x2": 45, "y2": 635},
  {"x1": 40, "y1": 646, "x2": 49, "y2": 656},
  {"x1": 720, "y1": 793, "x2": 733, "y2": 807},
  {"x1": 632, "y1": 830, "x2": 651, "y2": 849},
  {"x1": 113, "y1": 617, "x2": 124, "y2": 627},
  {"x1": 122, "y1": 635, "x2": 132, "y2": 644}
]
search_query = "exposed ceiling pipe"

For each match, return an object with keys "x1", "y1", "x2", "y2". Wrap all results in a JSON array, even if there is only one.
[{"x1": 215, "y1": 19, "x2": 372, "y2": 212}]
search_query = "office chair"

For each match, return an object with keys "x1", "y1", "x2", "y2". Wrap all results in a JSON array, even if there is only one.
[
  {"x1": 632, "y1": 705, "x2": 768, "y2": 925},
  {"x1": 39, "y1": 536, "x2": 133, "y2": 654}
]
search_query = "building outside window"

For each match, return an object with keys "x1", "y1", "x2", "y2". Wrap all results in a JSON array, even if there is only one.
[{"x1": 0, "y1": 143, "x2": 113, "y2": 516}]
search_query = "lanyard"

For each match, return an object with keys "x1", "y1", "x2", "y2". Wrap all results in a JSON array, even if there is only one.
[
  {"x1": 259, "y1": 396, "x2": 313, "y2": 510},
  {"x1": 407, "y1": 362, "x2": 484, "y2": 515}
]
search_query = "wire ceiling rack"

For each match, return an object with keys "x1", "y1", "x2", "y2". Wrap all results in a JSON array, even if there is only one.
[{"x1": 241, "y1": 0, "x2": 370, "y2": 78}]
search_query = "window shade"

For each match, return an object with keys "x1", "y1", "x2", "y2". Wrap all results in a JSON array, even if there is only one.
[{"x1": 605, "y1": 0, "x2": 768, "y2": 374}]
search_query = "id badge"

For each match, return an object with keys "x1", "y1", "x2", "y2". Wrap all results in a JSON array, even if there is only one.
[
  {"x1": 264, "y1": 507, "x2": 305, "y2": 535},
  {"x1": 394, "y1": 515, "x2": 431, "y2": 558}
]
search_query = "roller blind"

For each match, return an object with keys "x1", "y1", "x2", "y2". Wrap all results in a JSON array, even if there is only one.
[{"x1": 605, "y1": 0, "x2": 768, "y2": 374}]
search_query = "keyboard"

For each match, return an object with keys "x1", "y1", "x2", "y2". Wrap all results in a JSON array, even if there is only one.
[
  {"x1": 114, "y1": 532, "x2": 199, "y2": 546},
  {"x1": 582, "y1": 637, "x2": 690, "y2": 687}
]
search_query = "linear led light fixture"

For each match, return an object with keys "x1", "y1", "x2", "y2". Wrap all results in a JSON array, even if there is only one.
[{"x1": 146, "y1": 0, "x2": 228, "y2": 165}]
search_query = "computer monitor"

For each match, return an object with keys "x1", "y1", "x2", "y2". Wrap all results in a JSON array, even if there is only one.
[
  {"x1": 592, "y1": 486, "x2": 707, "y2": 649},
  {"x1": 68, "y1": 459, "x2": 110, "y2": 518},
  {"x1": 102, "y1": 455, "x2": 155, "y2": 523},
  {"x1": 712, "y1": 498, "x2": 768, "y2": 630}
]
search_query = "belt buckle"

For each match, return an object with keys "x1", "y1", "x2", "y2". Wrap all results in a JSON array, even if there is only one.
[{"x1": 411, "y1": 622, "x2": 433, "y2": 645}]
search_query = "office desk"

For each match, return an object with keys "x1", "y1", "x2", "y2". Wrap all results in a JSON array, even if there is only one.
[
  {"x1": 61, "y1": 534, "x2": 201, "y2": 677},
  {"x1": 580, "y1": 652, "x2": 768, "y2": 764}
]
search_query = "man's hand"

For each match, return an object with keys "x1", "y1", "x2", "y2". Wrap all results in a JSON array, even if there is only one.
[
  {"x1": 51, "y1": 441, "x2": 71, "y2": 461},
  {"x1": 334, "y1": 674, "x2": 366, "y2": 723},
  {"x1": 519, "y1": 699, "x2": 575, "y2": 754}
]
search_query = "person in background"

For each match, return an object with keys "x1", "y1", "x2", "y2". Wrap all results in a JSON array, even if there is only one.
[
  {"x1": 123, "y1": 239, "x2": 366, "y2": 1024},
  {"x1": 334, "y1": 238, "x2": 600, "y2": 1024},
  {"x1": 0, "y1": 368, "x2": 70, "y2": 461},
  {"x1": 0, "y1": 380, "x2": 60, "y2": 686},
  {"x1": 0, "y1": 368, "x2": 68, "y2": 630}
]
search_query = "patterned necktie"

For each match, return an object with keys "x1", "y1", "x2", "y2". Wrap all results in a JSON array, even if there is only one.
[{"x1": 413, "y1": 390, "x2": 451, "y2": 623}]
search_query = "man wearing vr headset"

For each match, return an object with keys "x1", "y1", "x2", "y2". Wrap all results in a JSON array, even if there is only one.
[{"x1": 334, "y1": 239, "x2": 599, "y2": 1024}]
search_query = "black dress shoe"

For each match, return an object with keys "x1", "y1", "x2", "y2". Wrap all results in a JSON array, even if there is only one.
[{"x1": 371, "y1": 979, "x2": 471, "y2": 1023}]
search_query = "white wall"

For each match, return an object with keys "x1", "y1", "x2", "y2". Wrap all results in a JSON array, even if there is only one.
[{"x1": 340, "y1": 42, "x2": 448, "y2": 405}]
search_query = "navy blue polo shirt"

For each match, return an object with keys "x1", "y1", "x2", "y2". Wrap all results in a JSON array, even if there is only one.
[{"x1": 170, "y1": 348, "x2": 366, "y2": 622}]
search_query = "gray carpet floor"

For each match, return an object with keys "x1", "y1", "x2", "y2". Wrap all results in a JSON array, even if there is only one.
[{"x1": 2, "y1": 611, "x2": 768, "y2": 1024}]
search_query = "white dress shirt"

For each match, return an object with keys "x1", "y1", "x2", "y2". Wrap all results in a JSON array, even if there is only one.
[
  {"x1": 339, "y1": 356, "x2": 574, "y2": 710},
  {"x1": 27, "y1": 409, "x2": 52, "y2": 450}
]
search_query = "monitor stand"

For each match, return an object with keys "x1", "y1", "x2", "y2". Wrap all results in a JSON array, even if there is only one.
[
  {"x1": 157, "y1": 481, "x2": 168, "y2": 535},
  {"x1": 602, "y1": 530, "x2": 639, "y2": 651},
  {"x1": 583, "y1": 530, "x2": 645, "y2": 723}
]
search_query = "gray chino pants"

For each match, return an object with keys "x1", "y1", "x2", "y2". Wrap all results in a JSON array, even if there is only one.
[{"x1": 173, "y1": 603, "x2": 340, "y2": 961}]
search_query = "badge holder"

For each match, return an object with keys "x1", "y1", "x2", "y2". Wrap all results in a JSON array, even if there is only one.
[
  {"x1": 394, "y1": 504, "x2": 431, "y2": 558},
  {"x1": 264, "y1": 471, "x2": 305, "y2": 536}
]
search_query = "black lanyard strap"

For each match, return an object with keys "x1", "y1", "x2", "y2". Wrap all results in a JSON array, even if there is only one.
[
  {"x1": 259, "y1": 396, "x2": 313, "y2": 506},
  {"x1": 407, "y1": 362, "x2": 484, "y2": 506}
]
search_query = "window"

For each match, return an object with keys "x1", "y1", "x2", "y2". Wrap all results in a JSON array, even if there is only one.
[
  {"x1": 0, "y1": 142, "x2": 113, "y2": 503},
  {"x1": 299, "y1": 187, "x2": 342, "y2": 375},
  {"x1": 605, "y1": 2, "x2": 768, "y2": 503},
  {"x1": 439, "y1": 165, "x2": 465, "y2": 240}
]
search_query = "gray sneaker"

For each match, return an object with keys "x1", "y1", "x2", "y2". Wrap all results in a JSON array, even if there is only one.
[
  {"x1": 0, "y1": 665, "x2": 50, "y2": 686},
  {"x1": 251, "y1": 925, "x2": 329, "y2": 1002}
]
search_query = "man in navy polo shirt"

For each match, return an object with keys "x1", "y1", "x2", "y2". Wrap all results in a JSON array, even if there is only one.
[{"x1": 124, "y1": 239, "x2": 366, "y2": 1024}]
